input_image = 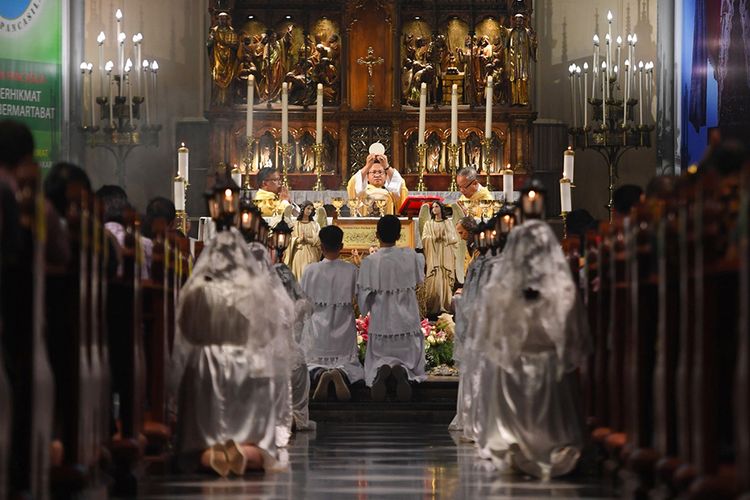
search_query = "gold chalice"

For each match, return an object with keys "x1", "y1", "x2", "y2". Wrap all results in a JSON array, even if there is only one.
[
  {"x1": 347, "y1": 199, "x2": 360, "y2": 217},
  {"x1": 375, "y1": 199, "x2": 388, "y2": 217},
  {"x1": 331, "y1": 197, "x2": 344, "y2": 218}
]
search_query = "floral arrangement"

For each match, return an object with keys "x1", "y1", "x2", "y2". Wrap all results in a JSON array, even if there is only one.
[{"x1": 356, "y1": 313, "x2": 456, "y2": 372}]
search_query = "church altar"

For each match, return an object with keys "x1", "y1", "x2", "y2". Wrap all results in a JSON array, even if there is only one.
[{"x1": 336, "y1": 217, "x2": 415, "y2": 251}]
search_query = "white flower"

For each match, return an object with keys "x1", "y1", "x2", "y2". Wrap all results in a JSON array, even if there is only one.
[
  {"x1": 357, "y1": 335, "x2": 363, "y2": 345},
  {"x1": 427, "y1": 334, "x2": 436, "y2": 345}
]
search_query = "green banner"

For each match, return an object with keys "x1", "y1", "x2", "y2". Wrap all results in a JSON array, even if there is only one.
[{"x1": 0, "y1": 0, "x2": 63, "y2": 169}]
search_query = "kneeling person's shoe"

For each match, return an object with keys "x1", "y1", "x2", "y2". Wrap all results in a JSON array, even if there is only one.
[
  {"x1": 312, "y1": 370, "x2": 333, "y2": 402},
  {"x1": 370, "y1": 364, "x2": 391, "y2": 402},
  {"x1": 330, "y1": 369, "x2": 351, "y2": 401},
  {"x1": 391, "y1": 365, "x2": 412, "y2": 402}
]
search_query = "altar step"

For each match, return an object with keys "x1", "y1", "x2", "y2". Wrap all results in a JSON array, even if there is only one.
[{"x1": 309, "y1": 375, "x2": 457, "y2": 424}]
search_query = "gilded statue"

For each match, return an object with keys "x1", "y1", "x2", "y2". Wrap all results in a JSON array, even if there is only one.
[
  {"x1": 207, "y1": 12, "x2": 239, "y2": 107},
  {"x1": 258, "y1": 26, "x2": 293, "y2": 102},
  {"x1": 236, "y1": 34, "x2": 260, "y2": 103},
  {"x1": 506, "y1": 13, "x2": 537, "y2": 106}
]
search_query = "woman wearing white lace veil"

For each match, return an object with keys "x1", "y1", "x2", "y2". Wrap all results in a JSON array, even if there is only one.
[
  {"x1": 172, "y1": 225, "x2": 289, "y2": 476},
  {"x1": 474, "y1": 219, "x2": 591, "y2": 479}
]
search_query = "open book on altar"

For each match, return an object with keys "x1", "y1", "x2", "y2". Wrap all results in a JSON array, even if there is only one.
[{"x1": 398, "y1": 195, "x2": 445, "y2": 218}]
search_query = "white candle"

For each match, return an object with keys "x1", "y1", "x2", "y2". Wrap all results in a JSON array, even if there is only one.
[
  {"x1": 281, "y1": 82, "x2": 289, "y2": 145},
  {"x1": 569, "y1": 65, "x2": 576, "y2": 128},
  {"x1": 80, "y1": 63, "x2": 88, "y2": 128},
  {"x1": 174, "y1": 178, "x2": 185, "y2": 211},
  {"x1": 125, "y1": 68, "x2": 133, "y2": 124},
  {"x1": 638, "y1": 60, "x2": 644, "y2": 125},
  {"x1": 503, "y1": 165, "x2": 514, "y2": 203},
  {"x1": 151, "y1": 61, "x2": 159, "y2": 123},
  {"x1": 178, "y1": 143, "x2": 189, "y2": 181},
  {"x1": 583, "y1": 62, "x2": 589, "y2": 126},
  {"x1": 418, "y1": 82, "x2": 426, "y2": 145},
  {"x1": 97, "y1": 32, "x2": 106, "y2": 98},
  {"x1": 576, "y1": 66, "x2": 582, "y2": 127},
  {"x1": 607, "y1": 11, "x2": 613, "y2": 82},
  {"x1": 88, "y1": 64, "x2": 95, "y2": 127},
  {"x1": 560, "y1": 178, "x2": 572, "y2": 213},
  {"x1": 563, "y1": 147, "x2": 575, "y2": 182},
  {"x1": 605, "y1": 33, "x2": 611, "y2": 98},
  {"x1": 247, "y1": 74, "x2": 254, "y2": 139},
  {"x1": 115, "y1": 9, "x2": 123, "y2": 74},
  {"x1": 616, "y1": 36, "x2": 622, "y2": 82},
  {"x1": 593, "y1": 35, "x2": 600, "y2": 97},
  {"x1": 451, "y1": 84, "x2": 458, "y2": 145},
  {"x1": 316, "y1": 83, "x2": 323, "y2": 144},
  {"x1": 132, "y1": 33, "x2": 143, "y2": 96},
  {"x1": 601, "y1": 61, "x2": 607, "y2": 124},
  {"x1": 142, "y1": 59, "x2": 150, "y2": 125},
  {"x1": 623, "y1": 60, "x2": 630, "y2": 124},
  {"x1": 117, "y1": 32, "x2": 126, "y2": 89},
  {"x1": 592, "y1": 67, "x2": 599, "y2": 101},
  {"x1": 631, "y1": 34, "x2": 638, "y2": 99},
  {"x1": 485, "y1": 75, "x2": 493, "y2": 138},
  {"x1": 106, "y1": 61, "x2": 114, "y2": 128}
]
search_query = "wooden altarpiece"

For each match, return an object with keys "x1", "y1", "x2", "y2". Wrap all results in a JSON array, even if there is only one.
[{"x1": 205, "y1": 0, "x2": 537, "y2": 191}]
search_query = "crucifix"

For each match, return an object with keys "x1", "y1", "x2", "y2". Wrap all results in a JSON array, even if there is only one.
[{"x1": 357, "y1": 46, "x2": 384, "y2": 110}]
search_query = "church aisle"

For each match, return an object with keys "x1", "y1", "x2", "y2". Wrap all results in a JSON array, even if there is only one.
[{"x1": 138, "y1": 423, "x2": 616, "y2": 499}]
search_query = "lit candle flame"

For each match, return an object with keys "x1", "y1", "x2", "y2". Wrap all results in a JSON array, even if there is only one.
[
  {"x1": 528, "y1": 190, "x2": 537, "y2": 200},
  {"x1": 224, "y1": 189, "x2": 232, "y2": 200},
  {"x1": 97, "y1": 32, "x2": 106, "y2": 44},
  {"x1": 115, "y1": 9, "x2": 123, "y2": 21}
]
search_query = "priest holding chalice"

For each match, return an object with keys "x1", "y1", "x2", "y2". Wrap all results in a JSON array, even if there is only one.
[{"x1": 346, "y1": 143, "x2": 408, "y2": 216}]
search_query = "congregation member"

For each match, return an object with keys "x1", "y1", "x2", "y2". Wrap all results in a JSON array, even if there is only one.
[
  {"x1": 300, "y1": 225, "x2": 364, "y2": 402},
  {"x1": 357, "y1": 215, "x2": 425, "y2": 401},
  {"x1": 346, "y1": 153, "x2": 408, "y2": 216},
  {"x1": 473, "y1": 190, "x2": 590, "y2": 479},
  {"x1": 254, "y1": 167, "x2": 293, "y2": 216}
]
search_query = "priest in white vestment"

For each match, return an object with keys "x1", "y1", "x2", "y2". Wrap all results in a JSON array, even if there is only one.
[
  {"x1": 357, "y1": 215, "x2": 426, "y2": 402},
  {"x1": 301, "y1": 225, "x2": 364, "y2": 402},
  {"x1": 474, "y1": 219, "x2": 591, "y2": 479},
  {"x1": 346, "y1": 154, "x2": 408, "y2": 216},
  {"x1": 172, "y1": 227, "x2": 288, "y2": 476}
]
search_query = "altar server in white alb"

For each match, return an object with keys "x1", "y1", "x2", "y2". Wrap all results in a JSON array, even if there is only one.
[
  {"x1": 357, "y1": 215, "x2": 426, "y2": 402},
  {"x1": 474, "y1": 219, "x2": 591, "y2": 479},
  {"x1": 301, "y1": 225, "x2": 364, "y2": 402}
]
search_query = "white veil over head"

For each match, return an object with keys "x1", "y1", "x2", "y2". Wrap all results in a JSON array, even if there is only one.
[
  {"x1": 177, "y1": 228, "x2": 278, "y2": 351},
  {"x1": 475, "y1": 220, "x2": 590, "y2": 377}
]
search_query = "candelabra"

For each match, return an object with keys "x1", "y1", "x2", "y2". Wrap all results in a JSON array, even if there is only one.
[
  {"x1": 448, "y1": 143, "x2": 459, "y2": 192},
  {"x1": 312, "y1": 143, "x2": 325, "y2": 191},
  {"x1": 81, "y1": 11, "x2": 160, "y2": 189},
  {"x1": 415, "y1": 143, "x2": 427, "y2": 191},
  {"x1": 279, "y1": 143, "x2": 292, "y2": 189},
  {"x1": 481, "y1": 139, "x2": 493, "y2": 191}
]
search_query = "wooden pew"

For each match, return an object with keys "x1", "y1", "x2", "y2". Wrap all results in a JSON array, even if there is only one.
[
  {"x1": 583, "y1": 230, "x2": 607, "y2": 431},
  {"x1": 621, "y1": 203, "x2": 660, "y2": 495},
  {"x1": 652, "y1": 198, "x2": 683, "y2": 495},
  {"x1": 46, "y1": 188, "x2": 97, "y2": 495},
  {"x1": 1, "y1": 162, "x2": 55, "y2": 498},
  {"x1": 0, "y1": 190, "x2": 13, "y2": 500},
  {"x1": 108, "y1": 209, "x2": 146, "y2": 496},
  {"x1": 737, "y1": 164, "x2": 750, "y2": 498}
]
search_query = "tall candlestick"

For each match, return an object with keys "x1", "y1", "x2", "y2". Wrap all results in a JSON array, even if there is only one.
[
  {"x1": 607, "y1": 10, "x2": 613, "y2": 82},
  {"x1": 115, "y1": 9, "x2": 122, "y2": 74},
  {"x1": 80, "y1": 63, "x2": 88, "y2": 128},
  {"x1": 583, "y1": 62, "x2": 589, "y2": 127},
  {"x1": 151, "y1": 61, "x2": 159, "y2": 123},
  {"x1": 142, "y1": 60, "x2": 150, "y2": 125},
  {"x1": 105, "y1": 60, "x2": 114, "y2": 128},
  {"x1": 576, "y1": 66, "x2": 582, "y2": 127},
  {"x1": 605, "y1": 33, "x2": 611, "y2": 94},
  {"x1": 638, "y1": 60, "x2": 644, "y2": 125},
  {"x1": 174, "y1": 178, "x2": 185, "y2": 211},
  {"x1": 178, "y1": 143, "x2": 189, "y2": 181},
  {"x1": 97, "y1": 32, "x2": 106, "y2": 98},
  {"x1": 569, "y1": 65, "x2": 577, "y2": 128},
  {"x1": 117, "y1": 32, "x2": 126, "y2": 88},
  {"x1": 418, "y1": 82, "x2": 426, "y2": 145},
  {"x1": 631, "y1": 34, "x2": 638, "y2": 100},
  {"x1": 563, "y1": 147, "x2": 575, "y2": 182},
  {"x1": 281, "y1": 82, "x2": 289, "y2": 145},
  {"x1": 623, "y1": 60, "x2": 630, "y2": 124},
  {"x1": 316, "y1": 83, "x2": 323, "y2": 144},
  {"x1": 616, "y1": 36, "x2": 622, "y2": 83},
  {"x1": 247, "y1": 74, "x2": 254, "y2": 138},
  {"x1": 485, "y1": 75, "x2": 493, "y2": 138},
  {"x1": 451, "y1": 84, "x2": 458, "y2": 145}
]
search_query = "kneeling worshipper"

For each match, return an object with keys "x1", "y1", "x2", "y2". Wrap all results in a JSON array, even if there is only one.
[
  {"x1": 171, "y1": 222, "x2": 288, "y2": 477},
  {"x1": 473, "y1": 218, "x2": 591, "y2": 479},
  {"x1": 254, "y1": 167, "x2": 294, "y2": 216},
  {"x1": 357, "y1": 215, "x2": 425, "y2": 402},
  {"x1": 346, "y1": 151, "x2": 408, "y2": 216},
  {"x1": 450, "y1": 216, "x2": 502, "y2": 437},
  {"x1": 300, "y1": 225, "x2": 364, "y2": 402},
  {"x1": 273, "y1": 255, "x2": 317, "y2": 432}
]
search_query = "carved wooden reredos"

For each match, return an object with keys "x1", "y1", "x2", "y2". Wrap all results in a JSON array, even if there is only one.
[{"x1": 206, "y1": 0, "x2": 536, "y2": 191}]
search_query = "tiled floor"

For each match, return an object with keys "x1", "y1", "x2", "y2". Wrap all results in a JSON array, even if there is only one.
[{"x1": 138, "y1": 423, "x2": 616, "y2": 499}]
